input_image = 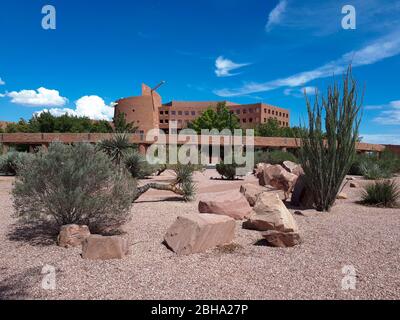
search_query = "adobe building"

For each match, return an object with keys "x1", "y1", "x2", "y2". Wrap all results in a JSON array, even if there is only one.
[{"x1": 114, "y1": 83, "x2": 290, "y2": 135}]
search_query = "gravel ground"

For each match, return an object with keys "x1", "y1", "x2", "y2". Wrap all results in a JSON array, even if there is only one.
[{"x1": 0, "y1": 172, "x2": 399, "y2": 300}]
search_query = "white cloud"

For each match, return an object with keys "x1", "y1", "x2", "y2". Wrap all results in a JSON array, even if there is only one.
[
  {"x1": 215, "y1": 56, "x2": 250, "y2": 77},
  {"x1": 265, "y1": 0, "x2": 287, "y2": 32},
  {"x1": 361, "y1": 134, "x2": 400, "y2": 145},
  {"x1": 214, "y1": 31, "x2": 400, "y2": 97},
  {"x1": 39, "y1": 95, "x2": 115, "y2": 121},
  {"x1": 6, "y1": 87, "x2": 68, "y2": 107},
  {"x1": 0, "y1": 78, "x2": 5, "y2": 85},
  {"x1": 373, "y1": 100, "x2": 400, "y2": 125},
  {"x1": 284, "y1": 86, "x2": 317, "y2": 97}
]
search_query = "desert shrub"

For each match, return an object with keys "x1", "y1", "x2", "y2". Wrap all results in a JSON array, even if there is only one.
[
  {"x1": 254, "y1": 150, "x2": 298, "y2": 166},
  {"x1": 124, "y1": 151, "x2": 158, "y2": 178},
  {"x1": 216, "y1": 162, "x2": 238, "y2": 180},
  {"x1": 379, "y1": 150, "x2": 400, "y2": 174},
  {"x1": 360, "y1": 161, "x2": 391, "y2": 180},
  {"x1": 360, "y1": 180, "x2": 400, "y2": 208},
  {"x1": 12, "y1": 143, "x2": 135, "y2": 233},
  {"x1": 0, "y1": 151, "x2": 33, "y2": 175},
  {"x1": 299, "y1": 66, "x2": 362, "y2": 212}
]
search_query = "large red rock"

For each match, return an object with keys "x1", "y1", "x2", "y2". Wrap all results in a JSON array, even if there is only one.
[
  {"x1": 243, "y1": 193, "x2": 299, "y2": 232},
  {"x1": 164, "y1": 214, "x2": 235, "y2": 255},
  {"x1": 81, "y1": 235, "x2": 129, "y2": 260},
  {"x1": 57, "y1": 224, "x2": 90, "y2": 248},
  {"x1": 282, "y1": 161, "x2": 304, "y2": 176},
  {"x1": 258, "y1": 165, "x2": 298, "y2": 200},
  {"x1": 262, "y1": 230, "x2": 301, "y2": 247},
  {"x1": 198, "y1": 190, "x2": 252, "y2": 220},
  {"x1": 290, "y1": 175, "x2": 314, "y2": 209},
  {"x1": 239, "y1": 183, "x2": 268, "y2": 206}
]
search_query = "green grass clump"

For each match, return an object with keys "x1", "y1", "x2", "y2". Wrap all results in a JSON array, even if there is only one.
[{"x1": 360, "y1": 180, "x2": 400, "y2": 208}]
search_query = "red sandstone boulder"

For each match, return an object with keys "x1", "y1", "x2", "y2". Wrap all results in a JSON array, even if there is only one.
[
  {"x1": 255, "y1": 163, "x2": 271, "y2": 186},
  {"x1": 164, "y1": 214, "x2": 235, "y2": 255},
  {"x1": 81, "y1": 235, "x2": 129, "y2": 260},
  {"x1": 243, "y1": 193, "x2": 299, "y2": 232},
  {"x1": 57, "y1": 224, "x2": 90, "y2": 248},
  {"x1": 198, "y1": 190, "x2": 252, "y2": 220},
  {"x1": 282, "y1": 161, "x2": 304, "y2": 176},
  {"x1": 262, "y1": 230, "x2": 301, "y2": 248},
  {"x1": 239, "y1": 183, "x2": 268, "y2": 206},
  {"x1": 258, "y1": 164, "x2": 298, "y2": 200}
]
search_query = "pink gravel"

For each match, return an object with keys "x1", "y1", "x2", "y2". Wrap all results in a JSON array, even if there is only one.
[{"x1": 0, "y1": 172, "x2": 399, "y2": 300}]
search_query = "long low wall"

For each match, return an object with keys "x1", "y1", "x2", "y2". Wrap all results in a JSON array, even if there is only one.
[{"x1": 0, "y1": 133, "x2": 386, "y2": 153}]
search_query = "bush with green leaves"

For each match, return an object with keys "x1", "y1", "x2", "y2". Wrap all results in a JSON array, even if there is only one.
[
  {"x1": 360, "y1": 161, "x2": 391, "y2": 180},
  {"x1": 299, "y1": 66, "x2": 362, "y2": 212},
  {"x1": 216, "y1": 162, "x2": 239, "y2": 180},
  {"x1": 124, "y1": 151, "x2": 159, "y2": 179},
  {"x1": 360, "y1": 180, "x2": 399, "y2": 208},
  {"x1": 12, "y1": 143, "x2": 135, "y2": 233},
  {"x1": 0, "y1": 151, "x2": 33, "y2": 175},
  {"x1": 254, "y1": 150, "x2": 298, "y2": 166}
]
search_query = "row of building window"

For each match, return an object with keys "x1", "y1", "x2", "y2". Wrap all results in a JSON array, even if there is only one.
[
  {"x1": 159, "y1": 108, "x2": 289, "y2": 118},
  {"x1": 160, "y1": 118, "x2": 289, "y2": 127}
]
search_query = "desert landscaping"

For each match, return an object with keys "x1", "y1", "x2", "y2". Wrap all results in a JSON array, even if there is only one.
[{"x1": 1, "y1": 166, "x2": 399, "y2": 300}]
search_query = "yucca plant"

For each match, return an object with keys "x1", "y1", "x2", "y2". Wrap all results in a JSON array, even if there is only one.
[
  {"x1": 361, "y1": 180, "x2": 400, "y2": 208},
  {"x1": 299, "y1": 66, "x2": 362, "y2": 211},
  {"x1": 97, "y1": 132, "x2": 136, "y2": 166}
]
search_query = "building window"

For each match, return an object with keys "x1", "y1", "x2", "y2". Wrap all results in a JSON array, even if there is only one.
[
  {"x1": 243, "y1": 109, "x2": 247, "y2": 114},
  {"x1": 249, "y1": 118, "x2": 253, "y2": 123},
  {"x1": 264, "y1": 118, "x2": 267, "y2": 122},
  {"x1": 191, "y1": 111, "x2": 195, "y2": 116},
  {"x1": 165, "y1": 119, "x2": 169, "y2": 124},
  {"x1": 272, "y1": 110, "x2": 275, "y2": 115},
  {"x1": 184, "y1": 111, "x2": 189, "y2": 116},
  {"x1": 264, "y1": 109, "x2": 267, "y2": 113},
  {"x1": 249, "y1": 109, "x2": 254, "y2": 113},
  {"x1": 160, "y1": 119, "x2": 164, "y2": 123},
  {"x1": 165, "y1": 111, "x2": 169, "y2": 115},
  {"x1": 171, "y1": 111, "x2": 176, "y2": 115},
  {"x1": 279, "y1": 112, "x2": 282, "y2": 117},
  {"x1": 160, "y1": 111, "x2": 164, "y2": 115},
  {"x1": 178, "y1": 111, "x2": 182, "y2": 115},
  {"x1": 178, "y1": 119, "x2": 182, "y2": 123},
  {"x1": 243, "y1": 119, "x2": 247, "y2": 123}
]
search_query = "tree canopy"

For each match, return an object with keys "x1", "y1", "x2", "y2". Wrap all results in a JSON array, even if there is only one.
[{"x1": 187, "y1": 102, "x2": 240, "y2": 134}]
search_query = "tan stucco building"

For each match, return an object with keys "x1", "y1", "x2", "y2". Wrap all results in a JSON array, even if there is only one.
[{"x1": 114, "y1": 83, "x2": 290, "y2": 134}]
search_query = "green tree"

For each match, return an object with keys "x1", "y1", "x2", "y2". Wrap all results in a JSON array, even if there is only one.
[
  {"x1": 188, "y1": 102, "x2": 240, "y2": 133},
  {"x1": 113, "y1": 112, "x2": 137, "y2": 133}
]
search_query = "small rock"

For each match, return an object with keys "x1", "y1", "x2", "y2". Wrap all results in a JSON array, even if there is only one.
[
  {"x1": 164, "y1": 214, "x2": 235, "y2": 255},
  {"x1": 337, "y1": 192, "x2": 348, "y2": 200},
  {"x1": 82, "y1": 235, "x2": 129, "y2": 260},
  {"x1": 282, "y1": 161, "x2": 304, "y2": 176},
  {"x1": 198, "y1": 190, "x2": 252, "y2": 220},
  {"x1": 57, "y1": 224, "x2": 90, "y2": 248},
  {"x1": 262, "y1": 230, "x2": 302, "y2": 247}
]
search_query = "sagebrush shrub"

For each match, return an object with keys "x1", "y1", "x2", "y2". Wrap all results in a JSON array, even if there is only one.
[
  {"x1": 0, "y1": 151, "x2": 33, "y2": 176},
  {"x1": 360, "y1": 161, "x2": 391, "y2": 180},
  {"x1": 361, "y1": 180, "x2": 399, "y2": 208},
  {"x1": 12, "y1": 143, "x2": 135, "y2": 233}
]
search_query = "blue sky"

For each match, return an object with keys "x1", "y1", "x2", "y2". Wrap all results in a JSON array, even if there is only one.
[{"x1": 0, "y1": 0, "x2": 399, "y2": 144}]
